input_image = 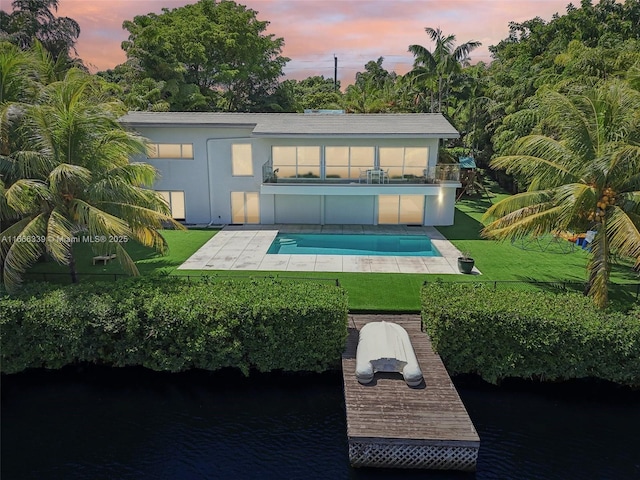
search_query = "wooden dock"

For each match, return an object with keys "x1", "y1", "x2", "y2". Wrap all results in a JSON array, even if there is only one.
[{"x1": 342, "y1": 314, "x2": 480, "y2": 471}]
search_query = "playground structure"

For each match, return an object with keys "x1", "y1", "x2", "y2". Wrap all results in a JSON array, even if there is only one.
[{"x1": 456, "y1": 157, "x2": 492, "y2": 202}]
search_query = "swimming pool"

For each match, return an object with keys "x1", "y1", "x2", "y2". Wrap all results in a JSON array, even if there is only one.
[{"x1": 267, "y1": 233, "x2": 441, "y2": 257}]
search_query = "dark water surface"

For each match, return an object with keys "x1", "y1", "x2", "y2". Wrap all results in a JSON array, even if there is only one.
[{"x1": 2, "y1": 367, "x2": 639, "y2": 480}]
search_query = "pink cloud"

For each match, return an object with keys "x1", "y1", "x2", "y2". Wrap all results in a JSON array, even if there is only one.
[{"x1": 49, "y1": 0, "x2": 574, "y2": 81}]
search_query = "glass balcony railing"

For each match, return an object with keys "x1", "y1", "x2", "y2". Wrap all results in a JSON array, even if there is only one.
[{"x1": 262, "y1": 160, "x2": 460, "y2": 185}]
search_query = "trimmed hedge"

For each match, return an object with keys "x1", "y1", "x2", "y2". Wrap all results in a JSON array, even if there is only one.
[
  {"x1": 421, "y1": 282, "x2": 640, "y2": 387},
  {"x1": 0, "y1": 277, "x2": 349, "y2": 375}
]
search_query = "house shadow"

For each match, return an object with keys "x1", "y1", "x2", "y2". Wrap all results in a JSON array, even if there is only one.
[{"x1": 437, "y1": 208, "x2": 485, "y2": 241}]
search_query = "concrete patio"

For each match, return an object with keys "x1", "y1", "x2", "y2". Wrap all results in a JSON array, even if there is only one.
[{"x1": 177, "y1": 225, "x2": 480, "y2": 275}]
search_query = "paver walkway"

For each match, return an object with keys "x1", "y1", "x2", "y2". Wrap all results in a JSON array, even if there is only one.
[{"x1": 178, "y1": 224, "x2": 481, "y2": 274}]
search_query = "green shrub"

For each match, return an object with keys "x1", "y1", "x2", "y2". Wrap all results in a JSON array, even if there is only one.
[
  {"x1": 0, "y1": 277, "x2": 349, "y2": 375},
  {"x1": 421, "y1": 282, "x2": 640, "y2": 386}
]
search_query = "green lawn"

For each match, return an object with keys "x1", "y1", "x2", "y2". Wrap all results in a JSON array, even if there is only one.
[
  {"x1": 26, "y1": 229, "x2": 218, "y2": 280},
  {"x1": 24, "y1": 191, "x2": 638, "y2": 311}
]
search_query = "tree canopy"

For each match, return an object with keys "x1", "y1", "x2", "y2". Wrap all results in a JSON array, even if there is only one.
[
  {"x1": 117, "y1": 0, "x2": 289, "y2": 112},
  {"x1": 408, "y1": 27, "x2": 481, "y2": 114},
  {"x1": 0, "y1": 0, "x2": 81, "y2": 67}
]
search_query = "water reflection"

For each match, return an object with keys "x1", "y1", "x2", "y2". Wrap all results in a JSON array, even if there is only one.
[{"x1": 2, "y1": 368, "x2": 639, "y2": 480}]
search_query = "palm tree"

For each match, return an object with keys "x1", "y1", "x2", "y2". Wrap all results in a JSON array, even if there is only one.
[
  {"x1": 0, "y1": 66, "x2": 183, "y2": 292},
  {"x1": 343, "y1": 77, "x2": 393, "y2": 113},
  {"x1": 408, "y1": 27, "x2": 481, "y2": 113},
  {"x1": 482, "y1": 80, "x2": 640, "y2": 308}
]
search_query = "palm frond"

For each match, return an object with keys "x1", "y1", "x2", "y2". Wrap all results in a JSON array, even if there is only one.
[
  {"x1": 553, "y1": 182, "x2": 596, "y2": 229},
  {"x1": 5, "y1": 179, "x2": 52, "y2": 214},
  {"x1": 101, "y1": 201, "x2": 184, "y2": 231},
  {"x1": 2, "y1": 213, "x2": 47, "y2": 292},
  {"x1": 482, "y1": 204, "x2": 564, "y2": 241},
  {"x1": 408, "y1": 44, "x2": 436, "y2": 70},
  {"x1": 608, "y1": 144, "x2": 640, "y2": 191},
  {"x1": 45, "y1": 208, "x2": 74, "y2": 264},
  {"x1": 606, "y1": 207, "x2": 640, "y2": 260},
  {"x1": 0, "y1": 217, "x2": 32, "y2": 264},
  {"x1": 8, "y1": 149, "x2": 57, "y2": 181},
  {"x1": 129, "y1": 225, "x2": 170, "y2": 253},
  {"x1": 48, "y1": 163, "x2": 92, "y2": 194},
  {"x1": 0, "y1": 179, "x2": 18, "y2": 221},
  {"x1": 70, "y1": 198, "x2": 132, "y2": 238},
  {"x1": 113, "y1": 241, "x2": 140, "y2": 277},
  {"x1": 538, "y1": 88, "x2": 597, "y2": 160},
  {"x1": 483, "y1": 190, "x2": 553, "y2": 221}
]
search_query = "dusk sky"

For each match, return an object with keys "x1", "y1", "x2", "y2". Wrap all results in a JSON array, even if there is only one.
[{"x1": 46, "y1": 0, "x2": 575, "y2": 83}]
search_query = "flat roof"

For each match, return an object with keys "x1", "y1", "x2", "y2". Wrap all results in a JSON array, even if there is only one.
[{"x1": 118, "y1": 112, "x2": 459, "y2": 138}]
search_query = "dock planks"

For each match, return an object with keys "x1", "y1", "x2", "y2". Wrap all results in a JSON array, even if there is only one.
[{"x1": 342, "y1": 314, "x2": 480, "y2": 470}]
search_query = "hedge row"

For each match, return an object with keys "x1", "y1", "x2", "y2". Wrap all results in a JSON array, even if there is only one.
[
  {"x1": 0, "y1": 277, "x2": 349, "y2": 375},
  {"x1": 421, "y1": 282, "x2": 640, "y2": 387}
]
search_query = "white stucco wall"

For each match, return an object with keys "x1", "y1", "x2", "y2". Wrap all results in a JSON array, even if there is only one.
[
  {"x1": 128, "y1": 124, "x2": 455, "y2": 226},
  {"x1": 275, "y1": 195, "x2": 321, "y2": 224},
  {"x1": 424, "y1": 184, "x2": 457, "y2": 225},
  {"x1": 325, "y1": 196, "x2": 375, "y2": 225}
]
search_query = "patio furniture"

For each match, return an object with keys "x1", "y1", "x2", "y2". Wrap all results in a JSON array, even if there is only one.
[
  {"x1": 367, "y1": 168, "x2": 389, "y2": 184},
  {"x1": 92, "y1": 254, "x2": 116, "y2": 265},
  {"x1": 355, "y1": 321, "x2": 423, "y2": 387}
]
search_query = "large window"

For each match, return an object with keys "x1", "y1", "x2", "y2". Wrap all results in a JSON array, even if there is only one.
[
  {"x1": 379, "y1": 147, "x2": 428, "y2": 179},
  {"x1": 147, "y1": 143, "x2": 193, "y2": 159},
  {"x1": 325, "y1": 146, "x2": 375, "y2": 180},
  {"x1": 231, "y1": 192, "x2": 260, "y2": 224},
  {"x1": 378, "y1": 195, "x2": 424, "y2": 225},
  {"x1": 157, "y1": 191, "x2": 186, "y2": 220},
  {"x1": 272, "y1": 146, "x2": 320, "y2": 178},
  {"x1": 232, "y1": 144, "x2": 253, "y2": 176}
]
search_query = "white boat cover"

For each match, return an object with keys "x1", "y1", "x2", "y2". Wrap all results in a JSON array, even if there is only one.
[{"x1": 355, "y1": 321, "x2": 423, "y2": 387}]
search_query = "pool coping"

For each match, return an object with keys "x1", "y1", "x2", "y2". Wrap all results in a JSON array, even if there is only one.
[{"x1": 177, "y1": 224, "x2": 481, "y2": 275}]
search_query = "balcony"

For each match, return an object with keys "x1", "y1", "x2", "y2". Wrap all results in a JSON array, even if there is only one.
[
  {"x1": 260, "y1": 162, "x2": 460, "y2": 197},
  {"x1": 262, "y1": 162, "x2": 460, "y2": 186}
]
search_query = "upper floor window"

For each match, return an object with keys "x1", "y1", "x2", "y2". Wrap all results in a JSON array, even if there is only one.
[
  {"x1": 147, "y1": 143, "x2": 193, "y2": 159},
  {"x1": 232, "y1": 144, "x2": 253, "y2": 176},
  {"x1": 272, "y1": 146, "x2": 320, "y2": 178},
  {"x1": 379, "y1": 147, "x2": 428, "y2": 179},
  {"x1": 325, "y1": 146, "x2": 375, "y2": 180}
]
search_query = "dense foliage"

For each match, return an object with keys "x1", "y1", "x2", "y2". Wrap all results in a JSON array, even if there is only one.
[
  {"x1": 0, "y1": 43, "x2": 182, "y2": 292},
  {"x1": 482, "y1": 80, "x2": 640, "y2": 307},
  {"x1": 486, "y1": 0, "x2": 640, "y2": 160},
  {"x1": 3, "y1": 0, "x2": 639, "y2": 306},
  {"x1": 0, "y1": 0, "x2": 81, "y2": 67},
  {"x1": 421, "y1": 282, "x2": 640, "y2": 386},
  {"x1": 0, "y1": 277, "x2": 349, "y2": 375},
  {"x1": 114, "y1": 0, "x2": 289, "y2": 112}
]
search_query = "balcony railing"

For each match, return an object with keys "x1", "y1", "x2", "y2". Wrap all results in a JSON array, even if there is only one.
[{"x1": 262, "y1": 160, "x2": 459, "y2": 185}]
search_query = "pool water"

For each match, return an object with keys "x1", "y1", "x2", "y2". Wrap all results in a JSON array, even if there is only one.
[{"x1": 266, "y1": 233, "x2": 441, "y2": 257}]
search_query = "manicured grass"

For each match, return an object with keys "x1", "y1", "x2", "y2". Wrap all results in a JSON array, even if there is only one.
[
  {"x1": 22, "y1": 190, "x2": 639, "y2": 311},
  {"x1": 441, "y1": 194, "x2": 637, "y2": 285},
  {"x1": 26, "y1": 229, "x2": 218, "y2": 281}
]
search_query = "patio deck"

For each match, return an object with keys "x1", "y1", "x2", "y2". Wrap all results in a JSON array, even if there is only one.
[{"x1": 178, "y1": 225, "x2": 481, "y2": 274}]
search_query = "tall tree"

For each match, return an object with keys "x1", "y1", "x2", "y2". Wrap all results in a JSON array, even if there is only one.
[
  {"x1": 408, "y1": 27, "x2": 481, "y2": 113},
  {"x1": 285, "y1": 76, "x2": 342, "y2": 112},
  {"x1": 0, "y1": 59, "x2": 183, "y2": 292},
  {"x1": 119, "y1": 0, "x2": 289, "y2": 111},
  {"x1": 482, "y1": 80, "x2": 640, "y2": 308},
  {"x1": 485, "y1": 0, "x2": 640, "y2": 161},
  {"x1": 0, "y1": 0, "x2": 81, "y2": 65}
]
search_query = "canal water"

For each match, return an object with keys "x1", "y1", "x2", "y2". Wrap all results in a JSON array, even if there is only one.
[{"x1": 2, "y1": 367, "x2": 639, "y2": 479}]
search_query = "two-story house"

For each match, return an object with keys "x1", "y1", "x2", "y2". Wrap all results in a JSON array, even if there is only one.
[{"x1": 118, "y1": 111, "x2": 461, "y2": 226}]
